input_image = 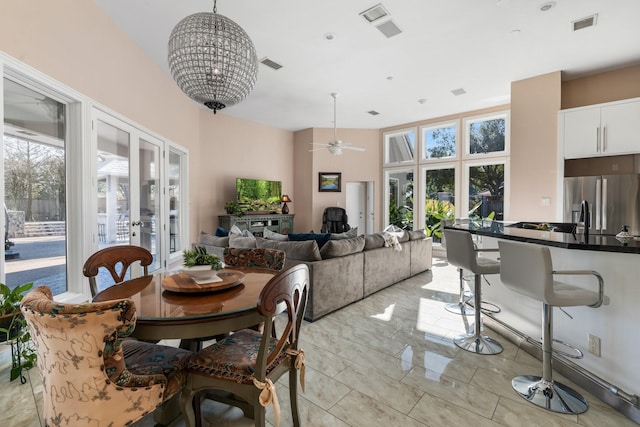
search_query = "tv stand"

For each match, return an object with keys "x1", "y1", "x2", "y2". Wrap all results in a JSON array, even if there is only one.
[{"x1": 218, "y1": 213, "x2": 294, "y2": 237}]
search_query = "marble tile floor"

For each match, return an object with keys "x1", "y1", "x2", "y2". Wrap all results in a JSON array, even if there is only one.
[{"x1": 1, "y1": 257, "x2": 636, "y2": 427}]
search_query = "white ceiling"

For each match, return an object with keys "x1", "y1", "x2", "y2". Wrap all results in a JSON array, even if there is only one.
[{"x1": 92, "y1": 0, "x2": 640, "y2": 132}]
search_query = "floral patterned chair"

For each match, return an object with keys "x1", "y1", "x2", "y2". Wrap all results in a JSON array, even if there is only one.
[
  {"x1": 179, "y1": 264, "x2": 309, "y2": 427},
  {"x1": 20, "y1": 285, "x2": 192, "y2": 427},
  {"x1": 223, "y1": 247, "x2": 286, "y2": 271}
]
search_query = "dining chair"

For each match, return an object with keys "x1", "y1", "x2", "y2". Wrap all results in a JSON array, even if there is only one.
[
  {"x1": 223, "y1": 247, "x2": 286, "y2": 271},
  {"x1": 179, "y1": 263, "x2": 309, "y2": 427},
  {"x1": 20, "y1": 285, "x2": 192, "y2": 427},
  {"x1": 83, "y1": 245, "x2": 154, "y2": 297}
]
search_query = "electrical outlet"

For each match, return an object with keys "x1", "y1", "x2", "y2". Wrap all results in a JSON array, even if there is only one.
[{"x1": 588, "y1": 334, "x2": 601, "y2": 357}]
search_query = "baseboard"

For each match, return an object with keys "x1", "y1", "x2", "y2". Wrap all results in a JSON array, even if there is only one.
[{"x1": 484, "y1": 315, "x2": 640, "y2": 424}]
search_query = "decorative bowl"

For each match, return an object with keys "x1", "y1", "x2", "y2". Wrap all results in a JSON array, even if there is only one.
[{"x1": 181, "y1": 265, "x2": 218, "y2": 281}]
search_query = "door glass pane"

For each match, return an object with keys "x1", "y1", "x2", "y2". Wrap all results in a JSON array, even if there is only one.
[
  {"x1": 3, "y1": 78, "x2": 68, "y2": 295},
  {"x1": 468, "y1": 164, "x2": 504, "y2": 221},
  {"x1": 386, "y1": 170, "x2": 414, "y2": 230},
  {"x1": 139, "y1": 139, "x2": 160, "y2": 270},
  {"x1": 423, "y1": 123, "x2": 457, "y2": 160},
  {"x1": 424, "y1": 168, "x2": 455, "y2": 242},
  {"x1": 168, "y1": 149, "x2": 182, "y2": 253},
  {"x1": 97, "y1": 120, "x2": 130, "y2": 248}
]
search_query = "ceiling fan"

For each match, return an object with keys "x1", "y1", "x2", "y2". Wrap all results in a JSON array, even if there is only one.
[{"x1": 309, "y1": 93, "x2": 366, "y2": 155}]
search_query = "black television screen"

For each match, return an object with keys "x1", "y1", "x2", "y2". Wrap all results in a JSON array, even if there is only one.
[{"x1": 236, "y1": 178, "x2": 282, "y2": 210}]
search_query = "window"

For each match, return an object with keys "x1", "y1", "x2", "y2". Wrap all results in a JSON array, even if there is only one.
[
  {"x1": 463, "y1": 112, "x2": 508, "y2": 157},
  {"x1": 384, "y1": 168, "x2": 414, "y2": 230},
  {"x1": 465, "y1": 160, "x2": 505, "y2": 221},
  {"x1": 422, "y1": 122, "x2": 457, "y2": 160},
  {"x1": 384, "y1": 128, "x2": 416, "y2": 165},
  {"x1": 422, "y1": 165, "x2": 456, "y2": 241}
]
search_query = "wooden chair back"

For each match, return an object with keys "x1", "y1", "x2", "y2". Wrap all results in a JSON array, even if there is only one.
[{"x1": 83, "y1": 245, "x2": 153, "y2": 297}]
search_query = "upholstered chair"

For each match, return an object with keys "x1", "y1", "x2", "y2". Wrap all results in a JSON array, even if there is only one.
[
  {"x1": 21, "y1": 285, "x2": 192, "y2": 427},
  {"x1": 223, "y1": 247, "x2": 286, "y2": 271},
  {"x1": 83, "y1": 245, "x2": 154, "y2": 297},
  {"x1": 179, "y1": 264, "x2": 309, "y2": 427}
]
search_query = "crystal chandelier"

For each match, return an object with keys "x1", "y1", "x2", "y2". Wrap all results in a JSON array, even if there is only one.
[{"x1": 167, "y1": 0, "x2": 258, "y2": 113}]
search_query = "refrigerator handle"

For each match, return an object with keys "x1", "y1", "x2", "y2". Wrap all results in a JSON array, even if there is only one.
[
  {"x1": 602, "y1": 178, "x2": 607, "y2": 231},
  {"x1": 595, "y1": 178, "x2": 602, "y2": 231}
]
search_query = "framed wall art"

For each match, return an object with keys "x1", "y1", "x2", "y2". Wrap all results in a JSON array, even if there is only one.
[{"x1": 318, "y1": 172, "x2": 341, "y2": 192}]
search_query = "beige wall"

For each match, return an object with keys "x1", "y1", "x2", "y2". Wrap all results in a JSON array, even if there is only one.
[
  {"x1": 562, "y1": 64, "x2": 640, "y2": 109},
  {"x1": 294, "y1": 128, "x2": 380, "y2": 233},
  {"x1": 292, "y1": 129, "x2": 314, "y2": 232},
  {"x1": 509, "y1": 72, "x2": 562, "y2": 221}
]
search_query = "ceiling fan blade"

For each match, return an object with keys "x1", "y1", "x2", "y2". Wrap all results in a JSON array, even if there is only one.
[
  {"x1": 343, "y1": 146, "x2": 366, "y2": 151},
  {"x1": 308, "y1": 147, "x2": 329, "y2": 152},
  {"x1": 312, "y1": 143, "x2": 330, "y2": 147}
]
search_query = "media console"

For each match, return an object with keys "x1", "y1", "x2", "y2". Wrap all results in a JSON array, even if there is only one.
[{"x1": 218, "y1": 214, "x2": 294, "y2": 236}]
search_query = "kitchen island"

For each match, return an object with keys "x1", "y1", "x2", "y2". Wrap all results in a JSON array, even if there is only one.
[{"x1": 447, "y1": 222, "x2": 639, "y2": 422}]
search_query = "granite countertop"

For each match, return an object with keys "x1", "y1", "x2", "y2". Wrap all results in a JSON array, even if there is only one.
[{"x1": 446, "y1": 221, "x2": 640, "y2": 254}]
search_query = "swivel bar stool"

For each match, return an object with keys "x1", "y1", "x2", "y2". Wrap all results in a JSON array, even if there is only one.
[
  {"x1": 498, "y1": 240, "x2": 604, "y2": 414},
  {"x1": 443, "y1": 229, "x2": 503, "y2": 355},
  {"x1": 441, "y1": 221, "x2": 474, "y2": 316}
]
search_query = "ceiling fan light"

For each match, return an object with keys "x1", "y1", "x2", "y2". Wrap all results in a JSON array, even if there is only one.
[{"x1": 328, "y1": 145, "x2": 343, "y2": 155}]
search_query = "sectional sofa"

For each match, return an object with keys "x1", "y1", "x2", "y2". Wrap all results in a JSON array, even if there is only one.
[{"x1": 197, "y1": 230, "x2": 433, "y2": 321}]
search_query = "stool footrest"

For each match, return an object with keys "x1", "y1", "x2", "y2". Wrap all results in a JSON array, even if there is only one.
[
  {"x1": 512, "y1": 375, "x2": 588, "y2": 414},
  {"x1": 552, "y1": 338, "x2": 584, "y2": 359},
  {"x1": 444, "y1": 302, "x2": 475, "y2": 316}
]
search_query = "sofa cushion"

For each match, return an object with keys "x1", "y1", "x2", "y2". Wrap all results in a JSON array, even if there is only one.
[
  {"x1": 364, "y1": 233, "x2": 385, "y2": 250},
  {"x1": 398, "y1": 230, "x2": 410, "y2": 243},
  {"x1": 199, "y1": 231, "x2": 229, "y2": 248},
  {"x1": 320, "y1": 235, "x2": 365, "y2": 259},
  {"x1": 256, "y1": 237, "x2": 322, "y2": 261},
  {"x1": 263, "y1": 228, "x2": 289, "y2": 241},
  {"x1": 288, "y1": 232, "x2": 331, "y2": 249},
  {"x1": 229, "y1": 234, "x2": 257, "y2": 248},
  {"x1": 331, "y1": 227, "x2": 358, "y2": 240},
  {"x1": 408, "y1": 229, "x2": 427, "y2": 240}
]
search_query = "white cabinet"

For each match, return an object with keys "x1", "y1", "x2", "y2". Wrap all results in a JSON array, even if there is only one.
[{"x1": 561, "y1": 98, "x2": 640, "y2": 159}]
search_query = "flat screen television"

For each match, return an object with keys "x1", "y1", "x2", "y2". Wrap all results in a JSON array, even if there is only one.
[{"x1": 236, "y1": 178, "x2": 282, "y2": 211}]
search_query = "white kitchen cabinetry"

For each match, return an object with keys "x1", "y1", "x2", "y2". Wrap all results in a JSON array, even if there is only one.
[{"x1": 561, "y1": 98, "x2": 640, "y2": 159}]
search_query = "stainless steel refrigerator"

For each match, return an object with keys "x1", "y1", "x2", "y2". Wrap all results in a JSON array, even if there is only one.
[{"x1": 564, "y1": 174, "x2": 640, "y2": 236}]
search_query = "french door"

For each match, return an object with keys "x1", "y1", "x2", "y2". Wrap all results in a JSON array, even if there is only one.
[{"x1": 92, "y1": 109, "x2": 163, "y2": 281}]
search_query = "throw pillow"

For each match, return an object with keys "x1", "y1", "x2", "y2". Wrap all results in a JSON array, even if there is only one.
[
  {"x1": 288, "y1": 232, "x2": 331, "y2": 249},
  {"x1": 331, "y1": 226, "x2": 359, "y2": 240},
  {"x1": 229, "y1": 234, "x2": 257, "y2": 248},
  {"x1": 256, "y1": 237, "x2": 322, "y2": 262},
  {"x1": 215, "y1": 226, "x2": 228, "y2": 237},
  {"x1": 263, "y1": 228, "x2": 289, "y2": 241},
  {"x1": 398, "y1": 230, "x2": 410, "y2": 243},
  {"x1": 364, "y1": 234, "x2": 385, "y2": 250},
  {"x1": 230, "y1": 224, "x2": 254, "y2": 238},
  {"x1": 199, "y1": 231, "x2": 229, "y2": 248},
  {"x1": 320, "y1": 235, "x2": 365, "y2": 259}
]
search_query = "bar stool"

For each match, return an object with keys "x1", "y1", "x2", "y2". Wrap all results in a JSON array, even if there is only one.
[
  {"x1": 443, "y1": 228, "x2": 502, "y2": 355},
  {"x1": 498, "y1": 240, "x2": 604, "y2": 414},
  {"x1": 441, "y1": 222, "x2": 474, "y2": 316}
]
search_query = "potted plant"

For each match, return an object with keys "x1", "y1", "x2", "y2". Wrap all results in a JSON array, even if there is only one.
[
  {"x1": 0, "y1": 281, "x2": 37, "y2": 382},
  {"x1": 224, "y1": 201, "x2": 244, "y2": 216},
  {"x1": 182, "y1": 246, "x2": 224, "y2": 280}
]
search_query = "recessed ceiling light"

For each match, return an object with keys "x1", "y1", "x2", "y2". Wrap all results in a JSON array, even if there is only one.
[
  {"x1": 539, "y1": 1, "x2": 556, "y2": 12},
  {"x1": 417, "y1": 98, "x2": 427, "y2": 104},
  {"x1": 386, "y1": 76, "x2": 394, "y2": 81},
  {"x1": 510, "y1": 29, "x2": 521, "y2": 36},
  {"x1": 325, "y1": 33, "x2": 336, "y2": 41}
]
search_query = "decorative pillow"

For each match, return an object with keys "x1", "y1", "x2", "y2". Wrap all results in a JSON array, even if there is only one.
[
  {"x1": 230, "y1": 224, "x2": 254, "y2": 238},
  {"x1": 288, "y1": 233, "x2": 331, "y2": 249},
  {"x1": 215, "y1": 226, "x2": 228, "y2": 237},
  {"x1": 320, "y1": 235, "x2": 365, "y2": 259},
  {"x1": 398, "y1": 230, "x2": 410, "y2": 243},
  {"x1": 331, "y1": 227, "x2": 358, "y2": 240},
  {"x1": 229, "y1": 234, "x2": 257, "y2": 248},
  {"x1": 364, "y1": 234, "x2": 385, "y2": 250},
  {"x1": 256, "y1": 237, "x2": 322, "y2": 262},
  {"x1": 408, "y1": 229, "x2": 427, "y2": 240},
  {"x1": 199, "y1": 231, "x2": 229, "y2": 247},
  {"x1": 263, "y1": 228, "x2": 289, "y2": 241}
]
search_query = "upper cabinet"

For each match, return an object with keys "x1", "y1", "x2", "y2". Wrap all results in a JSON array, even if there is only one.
[{"x1": 560, "y1": 98, "x2": 640, "y2": 159}]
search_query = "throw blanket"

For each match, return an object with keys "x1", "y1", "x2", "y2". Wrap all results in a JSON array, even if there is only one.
[{"x1": 382, "y1": 232, "x2": 402, "y2": 251}]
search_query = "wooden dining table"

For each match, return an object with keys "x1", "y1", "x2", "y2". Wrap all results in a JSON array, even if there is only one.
[{"x1": 92, "y1": 267, "x2": 277, "y2": 348}]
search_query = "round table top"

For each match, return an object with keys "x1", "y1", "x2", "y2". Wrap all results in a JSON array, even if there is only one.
[{"x1": 92, "y1": 267, "x2": 277, "y2": 323}]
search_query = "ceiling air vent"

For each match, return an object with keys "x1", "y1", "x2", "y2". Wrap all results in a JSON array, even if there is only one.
[
  {"x1": 368, "y1": 110, "x2": 380, "y2": 116},
  {"x1": 360, "y1": 4, "x2": 389, "y2": 23},
  {"x1": 376, "y1": 20, "x2": 402, "y2": 38},
  {"x1": 451, "y1": 88, "x2": 467, "y2": 96},
  {"x1": 259, "y1": 57, "x2": 283, "y2": 70},
  {"x1": 572, "y1": 14, "x2": 598, "y2": 31}
]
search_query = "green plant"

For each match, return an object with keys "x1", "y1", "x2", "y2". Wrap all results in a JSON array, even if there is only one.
[
  {"x1": 4, "y1": 239, "x2": 14, "y2": 251},
  {"x1": 0, "y1": 282, "x2": 37, "y2": 382},
  {"x1": 424, "y1": 199, "x2": 455, "y2": 241},
  {"x1": 183, "y1": 246, "x2": 223, "y2": 270},
  {"x1": 224, "y1": 201, "x2": 245, "y2": 216}
]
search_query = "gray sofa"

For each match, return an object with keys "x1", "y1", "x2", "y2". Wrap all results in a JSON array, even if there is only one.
[{"x1": 196, "y1": 230, "x2": 432, "y2": 321}]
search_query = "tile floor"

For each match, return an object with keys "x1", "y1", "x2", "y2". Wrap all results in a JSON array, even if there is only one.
[{"x1": 1, "y1": 257, "x2": 636, "y2": 426}]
